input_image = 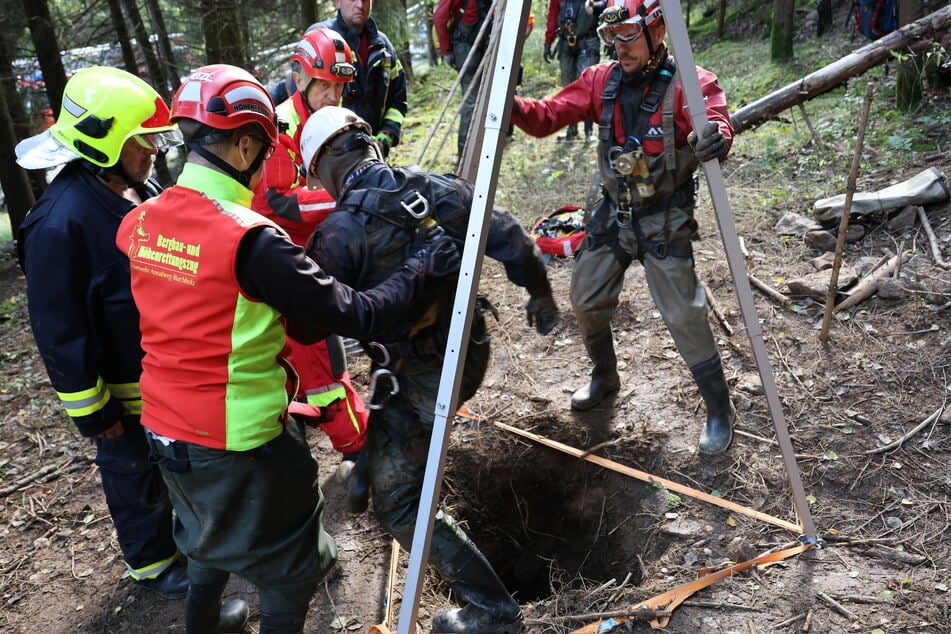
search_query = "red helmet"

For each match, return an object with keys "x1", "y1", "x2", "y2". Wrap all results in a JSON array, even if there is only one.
[
  {"x1": 599, "y1": 0, "x2": 663, "y2": 28},
  {"x1": 293, "y1": 28, "x2": 356, "y2": 84},
  {"x1": 171, "y1": 64, "x2": 278, "y2": 143}
]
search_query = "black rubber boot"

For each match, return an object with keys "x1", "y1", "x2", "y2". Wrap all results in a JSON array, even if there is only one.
[
  {"x1": 258, "y1": 611, "x2": 307, "y2": 634},
  {"x1": 428, "y1": 522, "x2": 522, "y2": 634},
  {"x1": 690, "y1": 355, "x2": 736, "y2": 455},
  {"x1": 185, "y1": 579, "x2": 249, "y2": 633},
  {"x1": 570, "y1": 332, "x2": 620, "y2": 411}
]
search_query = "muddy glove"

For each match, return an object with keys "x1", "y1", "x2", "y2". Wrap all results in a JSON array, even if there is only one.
[
  {"x1": 543, "y1": 44, "x2": 553, "y2": 64},
  {"x1": 402, "y1": 225, "x2": 461, "y2": 278},
  {"x1": 525, "y1": 294, "x2": 560, "y2": 335},
  {"x1": 687, "y1": 121, "x2": 728, "y2": 162}
]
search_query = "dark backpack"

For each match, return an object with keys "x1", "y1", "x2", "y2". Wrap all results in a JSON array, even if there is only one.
[{"x1": 851, "y1": 0, "x2": 898, "y2": 40}]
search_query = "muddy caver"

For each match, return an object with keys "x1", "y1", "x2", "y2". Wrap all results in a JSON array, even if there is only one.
[
  {"x1": 15, "y1": 66, "x2": 189, "y2": 599},
  {"x1": 116, "y1": 65, "x2": 458, "y2": 634},
  {"x1": 511, "y1": 0, "x2": 736, "y2": 455},
  {"x1": 300, "y1": 106, "x2": 560, "y2": 634}
]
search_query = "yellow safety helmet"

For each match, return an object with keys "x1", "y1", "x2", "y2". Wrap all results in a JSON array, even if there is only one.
[{"x1": 16, "y1": 66, "x2": 181, "y2": 170}]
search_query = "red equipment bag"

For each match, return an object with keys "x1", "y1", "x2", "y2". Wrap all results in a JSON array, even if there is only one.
[{"x1": 531, "y1": 206, "x2": 586, "y2": 258}]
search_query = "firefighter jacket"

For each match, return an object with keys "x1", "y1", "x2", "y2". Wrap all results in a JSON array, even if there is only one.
[
  {"x1": 309, "y1": 14, "x2": 407, "y2": 145},
  {"x1": 17, "y1": 161, "x2": 158, "y2": 438},
  {"x1": 118, "y1": 163, "x2": 422, "y2": 450},
  {"x1": 512, "y1": 56, "x2": 733, "y2": 228},
  {"x1": 252, "y1": 91, "x2": 336, "y2": 247},
  {"x1": 309, "y1": 162, "x2": 553, "y2": 376}
]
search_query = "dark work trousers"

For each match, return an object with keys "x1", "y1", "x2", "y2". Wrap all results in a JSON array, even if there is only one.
[
  {"x1": 147, "y1": 418, "x2": 337, "y2": 614},
  {"x1": 452, "y1": 25, "x2": 485, "y2": 158},
  {"x1": 94, "y1": 415, "x2": 178, "y2": 579},
  {"x1": 558, "y1": 33, "x2": 600, "y2": 137},
  {"x1": 569, "y1": 203, "x2": 718, "y2": 368}
]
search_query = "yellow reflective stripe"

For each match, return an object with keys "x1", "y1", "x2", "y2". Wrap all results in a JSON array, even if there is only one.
[
  {"x1": 126, "y1": 553, "x2": 180, "y2": 581},
  {"x1": 306, "y1": 385, "x2": 361, "y2": 434},
  {"x1": 383, "y1": 108, "x2": 404, "y2": 126},
  {"x1": 105, "y1": 382, "x2": 142, "y2": 416},
  {"x1": 56, "y1": 378, "x2": 111, "y2": 418}
]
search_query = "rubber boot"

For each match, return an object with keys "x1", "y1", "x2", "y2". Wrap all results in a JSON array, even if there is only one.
[
  {"x1": 570, "y1": 332, "x2": 620, "y2": 411},
  {"x1": 258, "y1": 611, "x2": 307, "y2": 634},
  {"x1": 690, "y1": 355, "x2": 736, "y2": 455},
  {"x1": 185, "y1": 580, "x2": 249, "y2": 634},
  {"x1": 422, "y1": 518, "x2": 521, "y2": 634},
  {"x1": 343, "y1": 449, "x2": 370, "y2": 513}
]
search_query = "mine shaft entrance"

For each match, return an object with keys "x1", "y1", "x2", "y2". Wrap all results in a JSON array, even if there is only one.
[{"x1": 443, "y1": 418, "x2": 670, "y2": 601}]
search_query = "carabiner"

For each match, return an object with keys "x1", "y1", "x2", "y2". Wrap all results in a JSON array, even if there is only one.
[{"x1": 367, "y1": 368, "x2": 400, "y2": 410}]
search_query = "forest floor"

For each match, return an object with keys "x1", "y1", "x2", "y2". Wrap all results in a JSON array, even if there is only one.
[{"x1": 1, "y1": 10, "x2": 950, "y2": 634}]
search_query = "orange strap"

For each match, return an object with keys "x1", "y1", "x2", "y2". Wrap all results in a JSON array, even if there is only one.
[
  {"x1": 491, "y1": 419, "x2": 803, "y2": 535},
  {"x1": 570, "y1": 544, "x2": 814, "y2": 632}
]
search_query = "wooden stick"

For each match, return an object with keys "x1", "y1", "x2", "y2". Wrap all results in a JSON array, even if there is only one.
[
  {"x1": 820, "y1": 83, "x2": 874, "y2": 341},
  {"x1": 773, "y1": 612, "x2": 807, "y2": 629},
  {"x1": 797, "y1": 103, "x2": 825, "y2": 151},
  {"x1": 0, "y1": 457, "x2": 78, "y2": 498},
  {"x1": 748, "y1": 273, "x2": 791, "y2": 306},
  {"x1": 864, "y1": 404, "x2": 944, "y2": 454},
  {"x1": 493, "y1": 419, "x2": 803, "y2": 534},
  {"x1": 833, "y1": 252, "x2": 910, "y2": 313},
  {"x1": 918, "y1": 207, "x2": 951, "y2": 269},
  {"x1": 817, "y1": 591, "x2": 859, "y2": 621},
  {"x1": 702, "y1": 280, "x2": 734, "y2": 336}
]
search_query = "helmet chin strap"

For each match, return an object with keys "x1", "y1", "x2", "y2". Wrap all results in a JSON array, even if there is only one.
[{"x1": 187, "y1": 140, "x2": 270, "y2": 189}]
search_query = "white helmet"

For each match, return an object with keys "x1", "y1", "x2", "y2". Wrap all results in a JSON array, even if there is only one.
[{"x1": 299, "y1": 105, "x2": 373, "y2": 178}]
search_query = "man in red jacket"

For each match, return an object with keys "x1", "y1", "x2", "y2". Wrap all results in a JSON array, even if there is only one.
[
  {"x1": 512, "y1": 0, "x2": 737, "y2": 456},
  {"x1": 252, "y1": 28, "x2": 371, "y2": 489}
]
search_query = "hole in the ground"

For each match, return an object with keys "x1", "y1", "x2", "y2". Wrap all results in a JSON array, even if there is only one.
[{"x1": 445, "y1": 417, "x2": 671, "y2": 601}]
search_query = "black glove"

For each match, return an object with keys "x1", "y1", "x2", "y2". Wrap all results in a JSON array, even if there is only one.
[
  {"x1": 402, "y1": 225, "x2": 461, "y2": 278},
  {"x1": 543, "y1": 44, "x2": 553, "y2": 64},
  {"x1": 525, "y1": 294, "x2": 560, "y2": 335},
  {"x1": 687, "y1": 121, "x2": 728, "y2": 163}
]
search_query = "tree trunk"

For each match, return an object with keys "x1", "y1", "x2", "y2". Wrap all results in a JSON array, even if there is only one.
[
  {"x1": 716, "y1": 0, "x2": 727, "y2": 39},
  {"x1": 301, "y1": 0, "x2": 317, "y2": 31},
  {"x1": 895, "y1": 0, "x2": 924, "y2": 110},
  {"x1": 732, "y1": 4, "x2": 951, "y2": 134},
  {"x1": 769, "y1": 0, "x2": 795, "y2": 61},
  {"x1": 144, "y1": 0, "x2": 182, "y2": 92},
  {"x1": 21, "y1": 0, "x2": 67, "y2": 116},
  {"x1": 816, "y1": 0, "x2": 833, "y2": 36},
  {"x1": 120, "y1": 0, "x2": 168, "y2": 99},
  {"x1": 426, "y1": 1, "x2": 437, "y2": 67},
  {"x1": 201, "y1": 0, "x2": 251, "y2": 69},
  {"x1": 106, "y1": 0, "x2": 139, "y2": 74},
  {"x1": 0, "y1": 86, "x2": 36, "y2": 237}
]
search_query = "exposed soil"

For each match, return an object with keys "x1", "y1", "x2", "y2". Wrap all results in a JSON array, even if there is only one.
[{"x1": 2, "y1": 48, "x2": 950, "y2": 634}]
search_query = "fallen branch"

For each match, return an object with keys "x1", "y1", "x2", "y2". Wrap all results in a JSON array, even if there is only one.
[
  {"x1": 918, "y1": 207, "x2": 951, "y2": 269},
  {"x1": 748, "y1": 273, "x2": 791, "y2": 306},
  {"x1": 702, "y1": 280, "x2": 734, "y2": 336},
  {"x1": 772, "y1": 612, "x2": 807, "y2": 629},
  {"x1": 834, "y1": 251, "x2": 911, "y2": 313},
  {"x1": 864, "y1": 404, "x2": 944, "y2": 454},
  {"x1": 0, "y1": 457, "x2": 82, "y2": 498},
  {"x1": 817, "y1": 591, "x2": 859, "y2": 622},
  {"x1": 730, "y1": 5, "x2": 951, "y2": 133}
]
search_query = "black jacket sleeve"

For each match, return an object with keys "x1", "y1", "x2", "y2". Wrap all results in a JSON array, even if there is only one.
[
  {"x1": 235, "y1": 226, "x2": 421, "y2": 340},
  {"x1": 486, "y1": 207, "x2": 554, "y2": 298}
]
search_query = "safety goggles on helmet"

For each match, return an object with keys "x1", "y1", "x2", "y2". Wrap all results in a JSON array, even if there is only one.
[
  {"x1": 132, "y1": 131, "x2": 184, "y2": 151},
  {"x1": 598, "y1": 21, "x2": 645, "y2": 45}
]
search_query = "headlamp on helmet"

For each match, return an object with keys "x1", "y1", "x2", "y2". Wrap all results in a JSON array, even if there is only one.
[{"x1": 293, "y1": 28, "x2": 356, "y2": 85}]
